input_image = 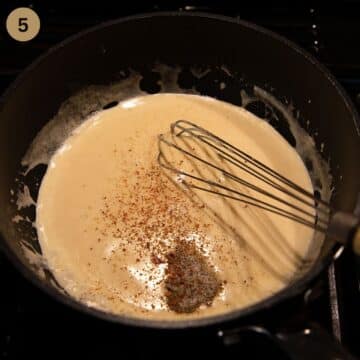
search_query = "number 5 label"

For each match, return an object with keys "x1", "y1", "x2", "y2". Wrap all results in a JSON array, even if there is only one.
[{"x1": 6, "y1": 8, "x2": 40, "y2": 42}]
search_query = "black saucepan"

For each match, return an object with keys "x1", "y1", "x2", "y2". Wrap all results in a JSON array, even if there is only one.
[{"x1": 0, "y1": 12, "x2": 359, "y2": 358}]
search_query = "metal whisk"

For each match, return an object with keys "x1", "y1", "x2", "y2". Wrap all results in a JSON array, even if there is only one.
[{"x1": 158, "y1": 120, "x2": 360, "y2": 252}]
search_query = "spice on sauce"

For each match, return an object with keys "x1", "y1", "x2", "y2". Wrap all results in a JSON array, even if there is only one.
[
  {"x1": 164, "y1": 239, "x2": 222, "y2": 313},
  {"x1": 92, "y1": 162, "x2": 224, "y2": 312}
]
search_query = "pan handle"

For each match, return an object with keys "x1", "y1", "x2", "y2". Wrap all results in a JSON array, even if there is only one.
[{"x1": 218, "y1": 324, "x2": 355, "y2": 359}]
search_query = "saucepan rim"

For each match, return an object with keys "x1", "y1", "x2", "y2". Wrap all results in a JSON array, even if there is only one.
[{"x1": 0, "y1": 11, "x2": 358, "y2": 329}]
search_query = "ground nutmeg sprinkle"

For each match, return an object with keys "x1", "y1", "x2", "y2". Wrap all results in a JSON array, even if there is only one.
[{"x1": 93, "y1": 159, "x2": 224, "y2": 313}]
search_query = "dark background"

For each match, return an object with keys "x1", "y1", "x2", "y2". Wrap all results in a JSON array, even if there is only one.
[{"x1": 0, "y1": 1, "x2": 359, "y2": 359}]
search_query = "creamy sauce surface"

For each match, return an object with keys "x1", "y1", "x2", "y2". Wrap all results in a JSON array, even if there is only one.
[{"x1": 37, "y1": 93, "x2": 315, "y2": 320}]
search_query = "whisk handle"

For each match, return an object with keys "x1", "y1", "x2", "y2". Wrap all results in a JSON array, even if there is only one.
[
  {"x1": 352, "y1": 228, "x2": 360, "y2": 255},
  {"x1": 328, "y1": 211, "x2": 360, "y2": 254}
]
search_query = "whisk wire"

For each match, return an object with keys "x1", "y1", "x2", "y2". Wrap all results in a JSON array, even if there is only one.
[
  {"x1": 158, "y1": 149, "x2": 327, "y2": 232},
  {"x1": 172, "y1": 120, "x2": 330, "y2": 210},
  {"x1": 158, "y1": 120, "x2": 331, "y2": 233}
]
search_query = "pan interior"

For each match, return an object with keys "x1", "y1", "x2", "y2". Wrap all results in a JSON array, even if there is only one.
[{"x1": 8, "y1": 64, "x2": 332, "y2": 322}]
